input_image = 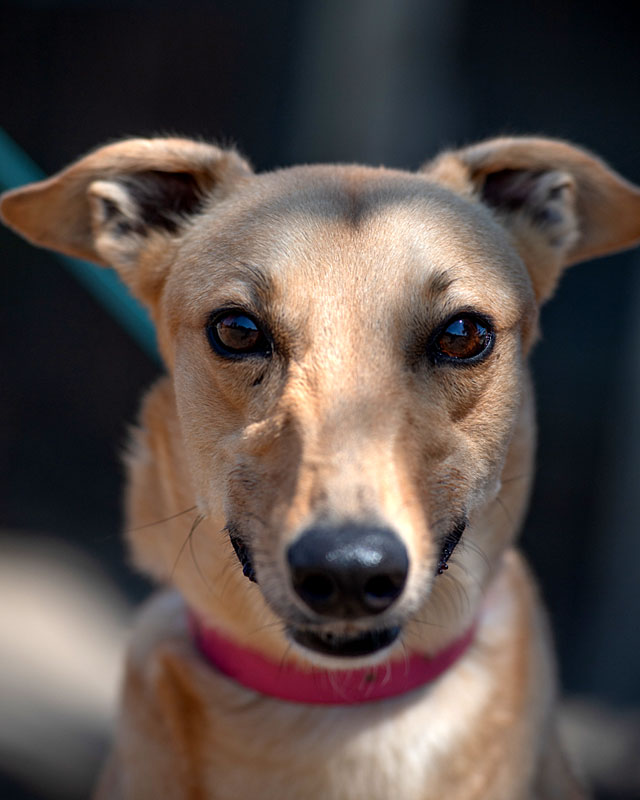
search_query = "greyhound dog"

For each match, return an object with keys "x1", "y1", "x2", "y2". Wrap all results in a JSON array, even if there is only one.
[{"x1": 3, "y1": 135, "x2": 640, "y2": 799}]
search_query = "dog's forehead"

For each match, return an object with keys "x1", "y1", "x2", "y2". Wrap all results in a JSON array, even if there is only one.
[{"x1": 171, "y1": 164, "x2": 533, "y2": 323}]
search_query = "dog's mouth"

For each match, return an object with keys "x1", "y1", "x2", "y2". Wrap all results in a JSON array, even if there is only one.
[
  {"x1": 227, "y1": 518, "x2": 466, "y2": 661},
  {"x1": 289, "y1": 625, "x2": 401, "y2": 657},
  {"x1": 436, "y1": 518, "x2": 467, "y2": 574},
  {"x1": 228, "y1": 529, "x2": 257, "y2": 583},
  {"x1": 227, "y1": 528, "x2": 400, "y2": 658}
]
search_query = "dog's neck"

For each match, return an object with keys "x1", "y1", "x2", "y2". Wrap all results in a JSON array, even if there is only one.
[{"x1": 189, "y1": 612, "x2": 478, "y2": 705}]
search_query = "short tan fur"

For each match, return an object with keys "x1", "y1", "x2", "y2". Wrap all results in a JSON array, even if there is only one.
[{"x1": 3, "y1": 135, "x2": 640, "y2": 799}]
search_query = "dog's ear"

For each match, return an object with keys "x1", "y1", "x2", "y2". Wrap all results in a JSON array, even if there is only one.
[
  {"x1": 0, "y1": 137, "x2": 251, "y2": 302},
  {"x1": 423, "y1": 137, "x2": 640, "y2": 302}
]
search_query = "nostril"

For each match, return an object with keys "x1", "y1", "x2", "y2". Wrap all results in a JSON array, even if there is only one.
[
  {"x1": 363, "y1": 574, "x2": 404, "y2": 610},
  {"x1": 297, "y1": 572, "x2": 337, "y2": 605}
]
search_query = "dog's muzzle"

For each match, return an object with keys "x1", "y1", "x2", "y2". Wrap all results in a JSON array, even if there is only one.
[{"x1": 227, "y1": 519, "x2": 466, "y2": 659}]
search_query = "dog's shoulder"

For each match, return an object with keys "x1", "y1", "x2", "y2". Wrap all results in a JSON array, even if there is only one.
[
  {"x1": 98, "y1": 592, "x2": 220, "y2": 800},
  {"x1": 126, "y1": 589, "x2": 190, "y2": 670}
]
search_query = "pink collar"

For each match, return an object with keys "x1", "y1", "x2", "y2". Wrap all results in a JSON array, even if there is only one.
[{"x1": 190, "y1": 615, "x2": 477, "y2": 705}]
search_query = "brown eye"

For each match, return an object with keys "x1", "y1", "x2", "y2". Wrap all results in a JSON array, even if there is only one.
[
  {"x1": 431, "y1": 314, "x2": 493, "y2": 363},
  {"x1": 206, "y1": 310, "x2": 271, "y2": 358}
]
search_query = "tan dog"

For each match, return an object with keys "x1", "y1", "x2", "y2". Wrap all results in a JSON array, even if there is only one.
[{"x1": 3, "y1": 136, "x2": 640, "y2": 799}]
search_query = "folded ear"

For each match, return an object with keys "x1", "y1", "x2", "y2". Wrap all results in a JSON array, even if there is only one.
[
  {"x1": 423, "y1": 137, "x2": 640, "y2": 302},
  {"x1": 1, "y1": 137, "x2": 252, "y2": 301}
]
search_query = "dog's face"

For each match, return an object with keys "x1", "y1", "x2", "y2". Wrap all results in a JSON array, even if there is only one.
[
  {"x1": 164, "y1": 166, "x2": 536, "y2": 660},
  {"x1": 3, "y1": 137, "x2": 639, "y2": 665}
]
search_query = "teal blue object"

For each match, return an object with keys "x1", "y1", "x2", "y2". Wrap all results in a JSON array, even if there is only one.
[{"x1": 0, "y1": 127, "x2": 161, "y2": 365}]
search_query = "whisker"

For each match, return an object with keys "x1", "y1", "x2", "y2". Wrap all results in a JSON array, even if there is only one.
[
  {"x1": 410, "y1": 616, "x2": 447, "y2": 630},
  {"x1": 494, "y1": 495, "x2": 515, "y2": 526},
  {"x1": 188, "y1": 516, "x2": 215, "y2": 593},
  {"x1": 248, "y1": 619, "x2": 285, "y2": 636},
  {"x1": 445, "y1": 572, "x2": 471, "y2": 616},
  {"x1": 93, "y1": 531, "x2": 120, "y2": 543},
  {"x1": 458, "y1": 537, "x2": 491, "y2": 572},
  {"x1": 327, "y1": 667, "x2": 348, "y2": 700},
  {"x1": 400, "y1": 640, "x2": 410, "y2": 677},
  {"x1": 501, "y1": 473, "x2": 529, "y2": 485},
  {"x1": 449, "y1": 560, "x2": 484, "y2": 606},
  {"x1": 171, "y1": 513, "x2": 205, "y2": 580},
  {"x1": 127, "y1": 505, "x2": 198, "y2": 533},
  {"x1": 220, "y1": 554, "x2": 241, "y2": 599},
  {"x1": 379, "y1": 658, "x2": 392, "y2": 689},
  {"x1": 278, "y1": 639, "x2": 294, "y2": 677}
]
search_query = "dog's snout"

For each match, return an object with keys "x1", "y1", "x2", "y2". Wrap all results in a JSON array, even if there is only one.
[{"x1": 287, "y1": 525, "x2": 409, "y2": 619}]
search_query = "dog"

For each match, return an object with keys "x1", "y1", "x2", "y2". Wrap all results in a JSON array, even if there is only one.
[{"x1": 3, "y1": 135, "x2": 640, "y2": 799}]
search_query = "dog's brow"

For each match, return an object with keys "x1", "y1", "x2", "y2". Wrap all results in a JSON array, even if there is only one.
[
  {"x1": 424, "y1": 270, "x2": 458, "y2": 300},
  {"x1": 237, "y1": 262, "x2": 274, "y2": 303},
  {"x1": 247, "y1": 175, "x2": 442, "y2": 227},
  {"x1": 212, "y1": 262, "x2": 275, "y2": 311}
]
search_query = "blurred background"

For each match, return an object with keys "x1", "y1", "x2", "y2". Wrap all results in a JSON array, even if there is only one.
[{"x1": 1, "y1": 1, "x2": 639, "y2": 798}]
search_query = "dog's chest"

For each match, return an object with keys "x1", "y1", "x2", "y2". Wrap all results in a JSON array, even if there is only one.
[
  {"x1": 206, "y1": 695, "x2": 461, "y2": 800},
  {"x1": 183, "y1": 654, "x2": 499, "y2": 800},
  {"x1": 123, "y1": 584, "x2": 539, "y2": 800}
]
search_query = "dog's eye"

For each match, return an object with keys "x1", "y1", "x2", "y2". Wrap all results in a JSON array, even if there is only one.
[
  {"x1": 430, "y1": 314, "x2": 493, "y2": 363},
  {"x1": 206, "y1": 310, "x2": 271, "y2": 358}
]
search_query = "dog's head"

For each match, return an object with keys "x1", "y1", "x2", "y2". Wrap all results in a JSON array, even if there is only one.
[{"x1": 3, "y1": 137, "x2": 639, "y2": 665}]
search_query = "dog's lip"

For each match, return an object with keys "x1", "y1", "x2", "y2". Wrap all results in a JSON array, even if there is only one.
[
  {"x1": 289, "y1": 625, "x2": 401, "y2": 658},
  {"x1": 228, "y1": 529, "x2": 257, "y2": 583}
]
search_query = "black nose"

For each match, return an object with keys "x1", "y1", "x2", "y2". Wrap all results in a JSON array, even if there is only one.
[{"x1": 287, "y1": 524, "x2": 409, "y2": 619}]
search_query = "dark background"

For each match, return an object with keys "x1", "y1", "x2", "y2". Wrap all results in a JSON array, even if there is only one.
[{"x1": 1, "y1": 1, "x2": 639, "y2": 798}]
